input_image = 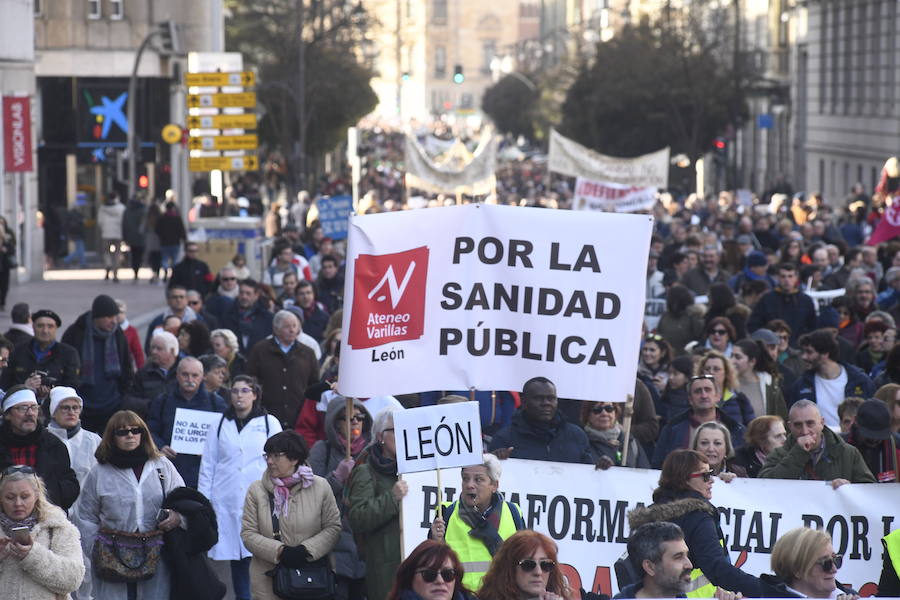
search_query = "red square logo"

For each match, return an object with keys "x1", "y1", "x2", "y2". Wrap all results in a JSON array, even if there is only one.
[{"x1": 348, "y1": 246, "x2": 429, "y2": 349}]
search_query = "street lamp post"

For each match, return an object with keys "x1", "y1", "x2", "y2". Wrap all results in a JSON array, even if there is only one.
[{"x1": 297, "y1": 0, "x2": 307, "y2": 193}]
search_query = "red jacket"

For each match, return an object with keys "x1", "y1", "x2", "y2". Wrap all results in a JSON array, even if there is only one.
[{"x1": 122, "y1": 324, "x2": 145, "y2": 370}]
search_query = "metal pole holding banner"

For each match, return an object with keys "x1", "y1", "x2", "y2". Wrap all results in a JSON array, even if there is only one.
[
  {"x1": 345, "y1": 396, "x2": 353, "y2": 461},
  {"x1": 621, "y1": 394, "x2": 634, "y2": 465},
  {"x1": 436, "y1": 468, "x2": 443, "y2": 516}
]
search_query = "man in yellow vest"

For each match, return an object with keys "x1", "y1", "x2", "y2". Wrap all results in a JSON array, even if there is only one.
[
  {"x1": 429, "y1": 454, "x2": 525, "y2": 590},
  {"x1": 880, "y1": 528, "x2": 900, "y2": 596}
]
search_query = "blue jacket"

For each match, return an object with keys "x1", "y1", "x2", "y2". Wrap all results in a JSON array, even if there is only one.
[
  {"x1": 487, "y1": 410, "x2": 595, "y2": 464},
  {"x1": 147, "y1": 383, "x2": 226, "y2": 488},
  {"x1": 628, "y1": 490, "x2": 762, "y2": 597},
  {"x1": 222, "y1": 302, "x2": 274, "y2": 353},
  {"x1": 204, "y1": 293, "x2": 235, "y2": 324},
  {"x1": 786, "y1": 361, "x2": 875, "y2": 408},
  {"x1": 747, "y1": 289, "x2": 817, "y2": 345},
  {"x1": 419, "y1": 390, "x2": 516, "y2": 436},
  {"x1": 652, "y1": 408, "x2": 745, "y2": 468}
]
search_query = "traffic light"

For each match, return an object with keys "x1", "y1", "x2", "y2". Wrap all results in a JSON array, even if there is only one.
[
  {"x1": 401, "y1": 72, "x2": 411, "y2": 82},
  {"x1": 712, "y1": 136, "x2": 727, "y2": 165},
  {"x1": 138, "y1": 174, "x2": 149, "y2": 189},
  {"x1": 453, "y1": 64, "x2": 464, "y2": 84},
  {"x1": 156, "y1": 20, "x2": 181, "y2": 56}
]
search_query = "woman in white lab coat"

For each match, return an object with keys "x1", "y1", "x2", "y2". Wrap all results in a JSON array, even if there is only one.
[
  {"x1": 75, "y1": 410, "x2": 185, "y2": 600},
  {"x1": 198, "y1": 375, "x2": 281, "y2": 600}
]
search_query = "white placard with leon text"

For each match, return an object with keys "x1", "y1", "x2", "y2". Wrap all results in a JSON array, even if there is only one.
[
  {"x1": 170, "y1": 408, "x2": 222, "y2": 455},
  {"x1": 395, "y1": 402, "x2": 482, "y2": 474}
]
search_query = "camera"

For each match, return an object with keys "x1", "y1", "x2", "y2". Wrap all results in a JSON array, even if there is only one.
[
  {"x1": 156, "y1": 509, "x2": 170, "y2": 523},
  {"x1": 33, "y1": 371, "x2": 57, "y2": 387}
]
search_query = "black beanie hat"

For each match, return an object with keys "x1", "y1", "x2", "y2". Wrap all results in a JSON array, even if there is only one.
[{"x1": 91, "y1": 294, "x2": 120, "y2": 318}]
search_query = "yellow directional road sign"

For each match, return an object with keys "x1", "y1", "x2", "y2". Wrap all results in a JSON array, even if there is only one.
[
  {"x1": 186, "y1": 113, "x2": 258, "y2": 130},
  {"x1": 186, "y1": 92, "x2": 256, "y2": 108},
  {"x1": 184, "y1": 71, "x2": 256, "y2": 87},
  {"x1": 188, "y1": 134, "x2": 259, "y2": 151},
  {"x1": 188, "y1": 155, "x2": 259, "y2": 173}
]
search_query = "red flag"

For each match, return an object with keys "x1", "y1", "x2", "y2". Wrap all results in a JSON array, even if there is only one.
[{"x1": 867, "y1": 201, "x2": 900, "y2": 245}]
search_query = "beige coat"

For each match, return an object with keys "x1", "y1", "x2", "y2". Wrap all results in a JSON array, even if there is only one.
[
  {"x1": 241, "y1": 474, "x2": 342, "y2": 600},
  {"x1": 0, "y1": 504, "x2": 85, "y2": 600}
]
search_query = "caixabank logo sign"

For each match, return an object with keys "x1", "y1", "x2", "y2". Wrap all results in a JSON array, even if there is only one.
[{"x1": 348, "y1": 246, "x2": 429, "y2": 350}]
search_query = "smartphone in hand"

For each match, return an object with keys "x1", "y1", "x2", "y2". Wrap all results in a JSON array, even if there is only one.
[{"x1": 10, "y1": 526, "x2": 31, "y2": 546}]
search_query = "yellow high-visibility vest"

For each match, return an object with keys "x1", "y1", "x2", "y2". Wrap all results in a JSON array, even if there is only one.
[
  {"x1": 884, "y1": 529, "x2": 900, "y2": 578},
  {"x1": 442, "y1": 500, "x2": 521, "y2": 590}
]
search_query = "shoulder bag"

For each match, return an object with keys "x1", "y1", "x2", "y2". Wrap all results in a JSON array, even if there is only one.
[
  {"x1": 266, "y1": 492, "x2": 335, "y2": 600},
  {"x1": 92, "y1": 468, "x2": 166, "y2": 583}
]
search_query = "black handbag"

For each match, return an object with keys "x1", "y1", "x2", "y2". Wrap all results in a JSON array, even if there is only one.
[{"x1": 266, "y1": 493, "x2": 335, "y2": 600}]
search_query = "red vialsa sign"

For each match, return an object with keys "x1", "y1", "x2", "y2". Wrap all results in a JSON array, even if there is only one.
[
  {"x1": 348, "y1": 246, "x2": 429, "y2": 350},
  {"x1": 3, "y1": 97, "x2": 33, "y2": 173}
]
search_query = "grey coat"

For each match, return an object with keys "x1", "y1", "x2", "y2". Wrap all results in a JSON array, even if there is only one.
[{"x1": 308, "y1": 397, "x2": 373, "y2": 579}]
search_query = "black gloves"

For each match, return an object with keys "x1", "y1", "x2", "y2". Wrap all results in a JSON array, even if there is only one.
[{"x1": 280, "y1": 545, "x2": 311, "y2": 568}]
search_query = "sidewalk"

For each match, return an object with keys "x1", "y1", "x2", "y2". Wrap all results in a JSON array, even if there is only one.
[{"x1": 0, "y1": 268, "x2": 168, "y2": 340}]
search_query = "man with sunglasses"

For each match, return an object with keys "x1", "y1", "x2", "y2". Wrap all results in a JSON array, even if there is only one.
[
  {"x1": 142, "y1": 284, "x2": 200, "y2": 352},
  {"x1": 0, "y1": 386, "x2": 79, "y2": 510},
  {"x1": 186, "y1": 289, "x2": 220, "y2": 330},
  {"x1": 205, "y1": 266, "x2": 239, "y2": 323},
  {"x1": 759, "y1": 399, "x2": 874, "y2": 487},
  {"x1": 652, "y1": 374, "x2": 746, "y2": 468}
]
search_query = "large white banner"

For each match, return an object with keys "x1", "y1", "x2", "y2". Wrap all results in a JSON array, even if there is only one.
[
  {"x1": 336, "y1": 204, "x2": 653, "y2": 402},
  {"x1": 549, "y1": 129, "x2": 670, "y2": 188},
  {"x1": 401, "y1": 460, "x2": 898, "y2": 599},
  {"x1": 573, "y1": 178, "x2": 658, "y2": 213},
  {"x1": 404, "y1": 133, "x2": 497, "y2": 196}
]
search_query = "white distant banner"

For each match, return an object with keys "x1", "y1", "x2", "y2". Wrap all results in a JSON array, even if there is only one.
[
  {"x1": 336, "y1": 204, "x2": 653, "y2": 402},
  {"x1": 573, "y1": 178, "x2": 658, "y2": 213},
  {"x1": 395, "y1": 402, "x2": 482, "y2": 474},
  {"x1": 170, "y1": 408, "x2": 222, "y2": 455},
  {"x1": 401, "y1": 460, "x2": 896, "y2": 599},
  {"x1": 548, "y1": 129, "x2": 669, "y2": 188}
]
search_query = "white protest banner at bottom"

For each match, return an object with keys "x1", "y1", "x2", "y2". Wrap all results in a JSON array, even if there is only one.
[
  {"x1": 401, "y1": 460, "x2": 895, "y2": 599},
  {"x1": 573, "y1": 177, "x2": 657, "y2": 213},
  {"x1": 394, "y1": 401, "x2": 482, "y2": 474},
  {"x1": 170, "y1": 408, "x2": 222, "y2": 455}
]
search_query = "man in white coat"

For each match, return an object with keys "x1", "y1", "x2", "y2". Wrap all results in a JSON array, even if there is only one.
[
  {"x1": 198, "y1": 374, "x2": 282, "y2": 600},
  {"x1": 47, "y1": 385, "x2": 101, "y2": 600}
]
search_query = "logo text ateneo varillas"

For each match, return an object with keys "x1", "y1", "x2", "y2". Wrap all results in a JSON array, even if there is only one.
[{"x1": 348, "y1": 247, "x2": 429, "y2": 350}]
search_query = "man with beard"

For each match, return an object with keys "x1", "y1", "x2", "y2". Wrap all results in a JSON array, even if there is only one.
[
  {"x1": 147, "y1": 356, "x2": 226, "y2": 488},
  {"x1": 0, "y1": 386, "x2": 79, "y2": 509},
  {"x1": 614, "y1": 522, "x2": 694, "y2": 599}
]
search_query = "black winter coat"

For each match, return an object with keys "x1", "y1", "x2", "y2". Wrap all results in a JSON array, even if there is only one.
[
  {"x1": 61, "y1": 311, "x2": 134, "y2": 397},
  {"x1": 162, "y1": 486, "x2": 226, "y2": 600},
  {"x1": 0, "y1": 424, "x2": 79, "y2": 510},
  {"x1": 0, "y1": 339, "x2": 81, "y2": 391},
  {"x1": 487, "y1": 411, "x2": 595, "y2": 464}
]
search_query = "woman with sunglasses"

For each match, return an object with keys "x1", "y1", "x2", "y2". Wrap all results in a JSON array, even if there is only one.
[
  {"x1": 0, "y1": 466, "x2": 85, "y2": 599},
  {"x1": 699, "y1": 351, "x2": 756, "y2": 426},
  {"x1": 760, "y1": 527, "x2": 858, "y2": 598},
  {"x1": 198, "y1": 375, "x2": 281, "y2": 600},
  {"x1": 703, "y1": 317, "x2": 737, "y2": 357},
  {"x1": 639, "y1": 335, "x2": 673, "y2": 394},
  {"x1": 387, "y1": 539, "x2": 476, "y2": 600},
  {"x1": 308, "y1": 396, "x2": 373, "y2": 600},
  {"x1": 580, "y1": 402, "x2": 649, "y2": 468},
  {"x1": 629, "y1": 449, "x2": 762, "y2": 598},
  {"x1": 347, "y1": 406, "x2": 408, "y2": 600},
  {"x1": 75, "y1": 410, "x2": 185, "y2": 600},
  {"x1": 478, "y1": 530, "x2": 569, "y2": 600}
]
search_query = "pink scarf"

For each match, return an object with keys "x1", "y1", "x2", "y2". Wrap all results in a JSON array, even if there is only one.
[{"x1": 271, "y1": 465, "x2": 315, "y2": 517}]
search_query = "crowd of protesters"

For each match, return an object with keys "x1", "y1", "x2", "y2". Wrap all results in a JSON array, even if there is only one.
[{"x1": 5, "y1": 149, "x2": 900, "y2": 599}]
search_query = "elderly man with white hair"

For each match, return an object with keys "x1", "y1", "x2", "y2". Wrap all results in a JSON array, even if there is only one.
[
  {"x1": 429, "y1": 454, "x2": 526, "y2": 590},
  {"x1": 247, "y1": 309, "x2": 320, "y2": 428},
  {"x1": 0, "y1": 386, "x2": 79, "y2": 509},
  {"x1": 126, "y1": 330, "x2": 180, "y2": 419}
]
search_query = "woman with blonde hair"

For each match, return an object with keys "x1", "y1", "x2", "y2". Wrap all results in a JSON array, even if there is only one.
[
  {"x1": 699, "y1": 351, "x2": 756, "y2": 425},
  {"x1": 211, "y1": 328, "x2": 247, "y2": 379},
  {"x1": 760, "y1": 526, "x2": 857, "y2": 598},
  {"x1": 0, "y1": 466, "x2": 85, "y2": 599},
  {"x1": 691, "y1": 421, "x2": 737, "y2": 481},
  {"x1": 75, "y1": 410, "x2": 185, "y2": 600}
]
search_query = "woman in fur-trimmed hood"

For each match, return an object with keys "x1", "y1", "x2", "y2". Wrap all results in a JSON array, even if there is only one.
[{"x1": 627, "y1": 449, "x2": 762, "y2": 598}]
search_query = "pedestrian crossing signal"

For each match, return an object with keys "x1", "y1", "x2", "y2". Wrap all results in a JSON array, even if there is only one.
[{"x1": 453, "y1": 65, "x2": 464, "y2": 84}]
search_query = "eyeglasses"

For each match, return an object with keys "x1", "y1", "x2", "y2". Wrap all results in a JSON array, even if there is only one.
[
  {"x1": 518, "y1": 559, "x2": 556, "y2": 573},
  {"x1": 188, "y1": 301, "x2": 201, "y2": 306},
  {"x1": 114, "y1": 427, "x2": 143, "y2": 437},
  {"x1": 263, "y1": 452, "x2": 288, "y2": 460},
  {"x1": 416, "y1": 568, "x2": 457, "y2": 583},
  {"x1": 814, "y1": 554, "x2": 843, "y2": 572},
  {"x1": 231, "y1": 387, "x2": 254, "y2": 395},
  {"x1": 591, "y1": 405, "x2": 616, "y2": 414},
  {"x1": 709, "y1": 329, "x2": 729, "y2": 336},
  {"x1": 689, "y1": 470, "x2": 716, "y2": 482},
  {"x1": 57, "y1": 405, "x2": 82, "y2": 413},
  {"x1": 10, "y1": 405, "x2": 39, "y2": 414},
  {"x1": 2, "y1": 465, "x2": 35, "y2": 477},
  {"x1": 645, "y1": 333, "x2": 663, "y2": 342},
  {"x1": 221, "y1": 277, "x2": 237, "y2": 282},
  {"x1": 337, "y1": 415, "x2": 364, "y2": 423},
  {"x1": 689, "y1": 374, "x2": 716, "y2": 383}
]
